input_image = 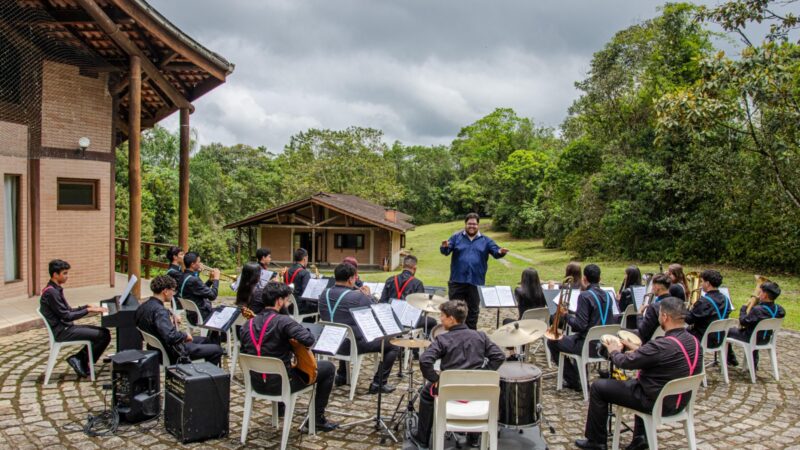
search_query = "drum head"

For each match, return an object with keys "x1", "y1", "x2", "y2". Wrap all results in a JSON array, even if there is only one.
[
  {"x1": 618, "y1": 330, "x2": 642, "y2": 346},
  {"x1": 497, "y1": 362, "x2": 542, "y2": 382}
]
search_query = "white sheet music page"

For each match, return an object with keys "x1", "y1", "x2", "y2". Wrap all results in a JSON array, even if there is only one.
[
  {"x1": 371, "y1": 303, "x2": 402, "y2": 335},
  {"x1": 352, "y1": 308, "x2": 385, "y2": 342},
  {"x1": 632, "y1": 286, "x2": 647, "y2": 310},
  {"x1": 496, "y1": 286, "x2": 516, "y2": 307},
  {"x1": 372, "y1": 282, "x2": 385, "y2": 299},
  {"x1": 258, "y1": 269, "x2": 275, "y2": 288},
  {"x1": 119, "y1": 275, "x2": 138, "y2": 305},
  {"x1": 313, "y1": 325, "x2": 347, "y2": 354},
  {"x1": 205, "y1": 306, "x2": 237, "y2": 330},
  {"x1": 569, "y1": 289, "x2": 581, "y2": 312},
  {"x1": 480, "y1": 286, "x2": 501, "y2": 307},
  {"x1": 302, "y1": 278, "x2": 328, "y2": 299},
  {"x1": 391, "y1": 299, "x2": 422, "y2": 328}
]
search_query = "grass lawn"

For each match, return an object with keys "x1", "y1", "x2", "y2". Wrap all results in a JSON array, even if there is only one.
[{"x1": 354, "y1": 220, "x2": 799, "y2": 331}]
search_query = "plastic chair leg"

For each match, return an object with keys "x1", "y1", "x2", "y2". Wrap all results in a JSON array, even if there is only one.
[
  {"x1": 745, "y1": 347, "x2": 757, "y2": 383},
  {"x1": 556, "y1": 353, "x2": 565, "y2": 391},
  {"x1": 271, "y1": 401, "x2": 280, "y2": 428},
  {"x1": 44, "y1": 345, "x2": 59, "y2": 386},
  {"x1": 577, "y1": 357, "x2": 589, "y2": 402},
  {"x1": 241, "y1": 394, "x2": 252, "y2": 444},
  {"x1": 544, "y1": 338, "x2": 553, "y2": 368},
  {"x1": 489, "y1": 420, "x2": 498, "y2": 450},
  {"x1": 308, "y1": 387, "x2": 317, "y2": 435},
  {"x1": 349, "y1": 356, "x2": 362, "y2": 400},
  {"x1": 685, "y1": 411, "x2": 697, "y2": 450},
  {"x1": 720, "y1": 347, "x2": 729, "y2": 384},
  {"x1": 611, "y1": 406, "x2": 623, "y2": 450},
  {"x1": 644, "y1": 418, "x2": 658, "y2": 450},
  {"x1": 770, "y1": 348, "x2": 779, "y2": 381},
  {"x1": 480, "y1": 431, "x2": 488, "y2": 450},
  {"x1": 281, "y1": 398, "x2": 295, "y2": 450},
  {"x1": 87, "y1": 343, "x2": 95, "y2": 382}
]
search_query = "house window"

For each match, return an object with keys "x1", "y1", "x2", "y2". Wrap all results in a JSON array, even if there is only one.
[
  {"x1": 400, "y1": 234, "x2": 406, "y2": 249},
  {"x1": 334, "y1": 233, "x2": 364, "y2": 250},
  {"x1": 57, "y1": 178, "x2": 99, "y2": 210},
  {"x1": 4, "y1": 175, "x2": 20, "y2": 281}
]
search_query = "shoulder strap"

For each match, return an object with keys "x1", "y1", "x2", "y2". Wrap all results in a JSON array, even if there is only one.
[
  {"x1": 761, "y1": 303, "x2": 778, "y2": 318},
  {"x1": 248, "y1": 312, "x2": 279, "y2": 381},
  {"x1": 325, "y1": 288, "x2": 350, "y2": 318},
  {"x1": 179, "y1": 273, "x2": 194, "y2": 297},
  {"x1": 39, "y1": 285, "x2": 55, "y2": 299},
  {"x1": 701, "y1": 294, "x2": 726, "y2": 320},
  {"x1": 587, "y1": 290, "x2": 611, "y2": 325},
  {"x1": 287, "y1": 267, "x2": 302, "y2": 284},
  {"x1": 394, "y1": 275, "x2": 415, "y2": 299},
  {"x1": 665, "y1": 334, "x2": 700, "y2": 408}
]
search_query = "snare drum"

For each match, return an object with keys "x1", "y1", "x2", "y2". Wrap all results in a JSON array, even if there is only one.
[{"x1": 498, "y1": 362, "x2": 542, "y2": 428}]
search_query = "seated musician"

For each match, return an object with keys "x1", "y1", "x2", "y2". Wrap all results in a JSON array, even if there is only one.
[
  {"x1": 178, "y1": 252, "x2": 220, "y2": 323},
  {"x1": 239, "y1": 283, "x2": 339, "y2": 432},
  {"x1": 39, "y1": 259, "x2": 110, "y2": 379},
  {"x1": 547, "y1": 264, "x2": 616, "y2": 391},
  {"x1": 617, "y1": 265, "x2": 642, "y2": 328},
  {"x1": 565, "y1": 261, "x2": 583, "y2": 289},
  {"x1": 727, "y1": 281, "x2": 785, "y2": 369},
  {"x1": 380, "y1": 255, "x2": 437, "y2": 333},
  {"x1": 285, "y1": 248, "x2": 315, "y2": 315},
  {"x1": 411, "y1": 300, "x2": 505, "y2": 449},
  {"x1": 503, "y1": 267, "x2": 547, "y2": 324},
  {"x1": 666, "y1": 263, "x2": 689, "y2": 301},
  {"x1": 685, "y1": 269, "x2": 734, "y2": 365},
  {"x1": 342, "y1": 256, "x2": 370, "y2": 295},
  {"x1": 636, "y1": 274, "x2": 671, "y2": 344},
  {"x1": 255, "y1": 247, "x2": 280, "y2": 287},
  {"x1": 577, "y1": 297, "x2": 702, "y2": 450},
  {"x1": 165, "y1": 245, "x2": 184, "y2": 287},
  {"x1": 135, "y1": 275, "x2": 223, "y2": 366},
  {"x1": 234, "y1": 262, "x2": 263, "y2": 316},
  {"x1": 318, "y1": 263, "x2": 399, "y2": 394}
]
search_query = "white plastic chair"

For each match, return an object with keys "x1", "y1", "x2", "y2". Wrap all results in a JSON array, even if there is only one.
[
  {"x1": 170, "y1": 297, "x2": 186, "y2": 330},
  {"x1": 728, "y1": 317, "x2": 783, "y2": 384},
  {"x1": 317, "y1": 321, "x2": 367, "y2": 400},
  {"x1": 700, "y1": 318, "x2": 738, "y2": 386},
  {"x1": 238, "y1": 353, "x2": 316, "y2": 449},
  {"x1": 557, "y1": 324, "x2": 621, "y2": 402},
  {"x1": 520, "y1": 308, "x2": 552, "y2": 367},
  {"x1": 178, "y1": 298, "x2": 209, "y2": 337},
  {"x1": 620, "y1": 304, "x2": 637, "y2": 330},
  {"x1": 138, "y1": 327, "x2": 173, "y2": 367},
  {"x1": 38, "y1": 309, "x2": 95, "y2": 385},
  {"x1": 611, "y1": 373, "x2": 704, "y2": 450},
  {"x1": 229, "y1": 314, "x2": 248, "y2": 379},
  {"x1": 290, "y1": 294, "x2": 319, "y2": 323},
  {"x1": 433, "y1": 370, "x2": 500, "y2": 450}
]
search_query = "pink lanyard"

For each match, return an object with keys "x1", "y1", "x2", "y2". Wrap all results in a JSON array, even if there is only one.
[
  {"x1": 249, "y1": 312, "x2": 278, "y2": 381},
  {"x1": 665, "y1": 334, "x2": 699, "y2": 408}
]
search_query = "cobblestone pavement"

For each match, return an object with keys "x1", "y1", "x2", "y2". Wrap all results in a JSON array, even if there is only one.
[{"x1": 1, "y1": 302, "x2": 799, "y2": 450}]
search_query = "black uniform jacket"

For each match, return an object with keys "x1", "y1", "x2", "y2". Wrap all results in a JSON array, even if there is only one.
[
  {"x1": 736, "y1": 302, "x2": 785, "y2": 344},
  {"x1": 686, "y1": 289, "x2": 730, "y2": 340},
  {"x1": 239, "y1": 309, "x2": 315, "y2": 372},
  {"x1": 318, "y1": 284, "x2": 373, "y2": 342},
  {"x1": 419, "y1": 323, "x2": 505, "y2": 383},
  {"x1": 178, "y1": 270, "x2": 219, "y2": 317},
  {"x1": 380, "y1": 270, "x2": 425, "y2": 303},
  {"x1": 285, "y1": 263, "x2": 311, "y2": 300},
  {"x1": 568, "y1": 283, "x2": 617, "y2": 339},
  {"x1": 39, "y1": 280, "x2": 88, "y2": 332},
  {"x1": 135, "y1": 297, "x2": 187, "y2": 362}
]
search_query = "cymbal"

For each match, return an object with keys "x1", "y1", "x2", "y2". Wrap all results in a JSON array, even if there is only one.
[
  {"x1": 618, "y1": 330, "x2": 642, "y2": 347},
  {"x1": 489, "y1": 319, "x2": 547, "y2": 347},
  {"x1": 390, "y1": 338, "x2": 432, "y2": 349},
  {"x1": 406, "y1": 293, "x2": 447, "y2": 313}
]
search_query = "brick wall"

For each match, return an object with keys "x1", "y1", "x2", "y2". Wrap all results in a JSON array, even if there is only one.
[
  {"x1": 261, "y1": 227, "x2": 292, "y2": 261},
  {"x1": 38, "y1": 159, "x2": 110, "y2": 289},
  {"x1": 40, "y1": 61, "x2": 112, "y2": 152},
  {"x1": 0, "y1": 153, "x2": 29, "y2": 300},
  {"x1": 0, "y1": 122, "x2": 28, "y2": 157}
]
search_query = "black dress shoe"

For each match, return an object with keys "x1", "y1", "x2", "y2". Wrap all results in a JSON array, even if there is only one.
[
  {"x1": 314, "y1": 417, "x2": 339, "y2": 432},
  {"x1": 466, "y1": 433, "x2": 480, "y2": 447},
  {"x1": 368, "y1": 382, "x2": 395, "y2": 394},
  {"x1": 624, "y1": 435, "x2": 648, "y2": 450},
  {"x1": 67, "y1": 357, "x2": 88, "y2": 378},
  {"x1": 334, "y1": 375, "x2": 347, "y2": 386},
  {"x1": 727, "y1": 358, "x2": 739, "y2": 367},
  {"x1": 575, "y1": 438, "x2": 607, "y2": 450}
]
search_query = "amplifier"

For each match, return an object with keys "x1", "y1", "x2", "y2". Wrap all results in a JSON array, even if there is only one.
[
  {"x1": 164, "y1": 362, "x2": 229, "y2": 443},
  {"x1": 111, "y1": 350, "x2": 160, "y2": 423}
]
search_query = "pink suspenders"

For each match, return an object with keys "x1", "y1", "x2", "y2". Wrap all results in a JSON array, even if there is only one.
[
  {"x1": 665, "y1": 334, "x2": 700, "y2": 408},
  {"x1": 249, "y1": 313, "x2": 278, "y2": 381}
]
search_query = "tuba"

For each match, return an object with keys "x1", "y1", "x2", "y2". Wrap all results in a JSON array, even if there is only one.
[
  {"x1": 686, "y1": 271, "x2": 702, "y2": 306},
  {"x1": 746, "y1": 275, "x2": 771, "y2": 314},
  {"x1": 545, "y1": 276, "x2": 573, "y2": 340}
]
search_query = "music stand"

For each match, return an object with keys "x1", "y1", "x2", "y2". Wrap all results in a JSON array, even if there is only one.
[{"x1": 478, "y1": 285, "x2": 517, "y2": 328}]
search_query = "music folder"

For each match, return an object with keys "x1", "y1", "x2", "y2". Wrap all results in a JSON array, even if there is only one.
[
  {"x1": 542, "y1": 289, "x2": 560, "y2": 316},
  {"x1": 632, "y1": 286, "x2": 647, "y2": 310},
  {"x1": 350, "y1": 304, "x2": 404, "y2": 343},
  {"x1": 201, "y1": 306, "x2": 241, "y2": 332},
  {"x1": 478, "y1": 285, "x2": 516, "y2": 308}
]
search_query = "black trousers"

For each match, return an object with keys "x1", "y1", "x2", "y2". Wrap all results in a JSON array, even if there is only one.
[
  {"x1": 56, "y1": 324, "x2": 111, "y2": 369},
  {"x1": 448, "y1": 282, "x2": 480, "y2": 330},
  {"x1": 184, "y1": 336, "x2": 223, "y2": 366},
  {"x1": 727, "y1": 328, "x2": 760, "y2": 367},
  {"x1": 415, "y1": 381, "x2": 478, "y2": 446},
  {"x1": 547, "y1": 334, "x2": 588, "y2": 387},
  {"x1": 336, "y1": 337, "x2": 399, "y2": 384},
  {"x1": 252, "y1": 360, "x2": 335, "y2": 418}
]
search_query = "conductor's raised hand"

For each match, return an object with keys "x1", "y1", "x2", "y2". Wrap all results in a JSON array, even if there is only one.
[
  {"x1": 441, "y1": 240, "x2": 449, "y2": 248},
  {"x1": 499, "y1": 248, "x2": 509, "y2": 255}
]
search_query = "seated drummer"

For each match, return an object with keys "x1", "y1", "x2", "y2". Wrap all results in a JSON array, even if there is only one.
[
  {"x1": 240, "y1": 283, "x2": 339, "y2": 432},
  {"x1": 636, "y1": 274, "x2": 671, "y2": 344},
  {"x1": 135, "y1": 275, "x2": 223, "y2": 366},
  {"x1": 547, "y1": 264, "x2": 616, "y2": 392},
  {"x1": 577, "y1": 297, "x2": 702, "y2": 450},
  {"x1": 380, "y1": 254, "x2": 437, "y2": 333},
  {"x1": 318, "y1": 262, "x2": 399, "y2": 394},
  {"x1": 727, "y1": 281, "x2": 785, "y2": 369},
  {"x1": 178, "y1": 252, "x2": 220, "y2": 323},
  {"x1": 412, "y1": 300, "x2": 505, "y2": 449}
]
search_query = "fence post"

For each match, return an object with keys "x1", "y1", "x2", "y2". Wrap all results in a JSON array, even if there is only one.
[{"x1": 144, "y1": 243, "x2": 151, "y2": 279}]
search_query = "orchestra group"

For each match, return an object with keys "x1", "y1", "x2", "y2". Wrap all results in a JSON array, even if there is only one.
[{"x1": 37, "y1": 213, "x2": 788, "y2": 450}]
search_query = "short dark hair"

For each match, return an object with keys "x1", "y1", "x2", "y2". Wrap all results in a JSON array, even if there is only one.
[
  {"x1": 166, "y1": 245, "x2": 182, "y2": 263},
  {"x1": 440, "y1": 299, "x2": 468, "y2": 323},
  {"x1": 700, "y1": 269, "x2": 723, "y2": 288},
  {"x1": 584, "y1": 264, "x2": 601, "y2": 284},
  {"x1": 760, "y1": 281, "x2": 781, "y2": 300},
  {"x1": 652, "y1": 274, "x2": 671, "y2": 290},
  {"x1": 293, "y1": 248, "x2": 308, "y2": 262},
  {"x1": 464, "y1": 212, "x2": 480, "y2": 223},
  {"x1": 151, "y1": 275, "x2": 177, "y2": 294},
  {"x1": 183, "y1": 252, "x2": 199, "y2": 268},
  {"x1": 402, "y1": 255, "x2": 418, "y2": 269},
  {"x1": 334, "y1": 263, "x2": 357, "y2": 282},
  {"x1": 256, "y1": 248, "x2": 271, "y2": 260},
  {"x1": 658, "y1": 296, "x2": 687, "y2": 321},
  {"x1": 261, "y1": 282, "x2": 293, "y2": 307},
  {"x1": 48, "y1": 259, "x2": 70, "y2": 277}
]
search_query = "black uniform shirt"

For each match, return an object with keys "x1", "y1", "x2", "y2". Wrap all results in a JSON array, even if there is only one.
[
  {"x1": 737, "y1": 302, "x2": 785, "y2": 343},
  {"x1": 686, "y1": 289, "x2": 730, "y2": 340},
  {"x1": 636, "y1": 294, "x2": 667, "y2": 344},
  {"x1": 669, "y1": 283, "x2": 687, "y2": 302},
  {"x1": 240, "y1": 309, "x2": 315, "y2": 372},
  {"x1": 135, "y1": 297, "x2": 187, "y2": 362},
  {"x1": 318, "y1": 284, "x2": 373, "y2": 342},
  {"x1": 166, "y1": 264, "x2": 183, "y2": 294},
  {"x1": 285, "y1": 263, "x2": 311, "y2": 299},
  {"x1": 569, "y1": 283, "x2": 616, "y2": 338},
  {"x1": 178, "y1": 270, "x2": 219, "y2": 317},
  {"x1": 39, "y1": 280, "x2": 87, "y2": 331},
  {"x1": 419, "y1": 323, "x2": 505, "y2": 383},
  {"x1": 380, "y1": 270, "x2": 425, "y2": 303}
]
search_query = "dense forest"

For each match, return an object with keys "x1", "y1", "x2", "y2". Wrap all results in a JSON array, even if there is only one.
[{"x1": 115, "y1": 1, "x2": 800, "y2": 272}]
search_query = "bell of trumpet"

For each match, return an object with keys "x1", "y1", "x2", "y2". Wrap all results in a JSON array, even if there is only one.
[
  {"x1": 198, "y1": 263, "x2": 237, "y2": 282},
  {"x1": 545, "y1": 276, "x2": 572, "y2": 340}
]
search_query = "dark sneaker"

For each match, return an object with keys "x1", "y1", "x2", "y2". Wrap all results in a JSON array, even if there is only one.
[
  {"x1": 368, "y1": 382, "x2": 396, "y2": 394},
  {"x1": 315, "y1": 416, "x2": 339, "y2": 432},
  {"x1": 67, "y1": 357, "x2": 88, "y2": 378}
]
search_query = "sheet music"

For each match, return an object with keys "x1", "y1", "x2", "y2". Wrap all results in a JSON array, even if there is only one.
[
  {"x1": 568, "y1": 289, "x2": 581, "y2": 312},
  {"x1": 543, "y1": 289, "x2": 560, "y2": 316},
  {"x1": 701, "y1": 287, "x2": 733, "y2": 309},
  {"x1": 204, "y1": 306, "x2": 238, "y2": 330},
  {"x1": 313, "y1": 325, "x2": 347, "y2": 355},
  {"x1": 119, "y1": 275, "x2": 137, "y2": 305},
  {"x1": 495, "y1": 286, "x2": 516, "y2": 307},
  {"x1": 258, "y1": 269, "x2": 275, "y2": 288},
  {"x1": 480, "y1": 286, "x2": 501, "y2": 307},
  {"x1": 351, "y1": 308, "x2": 385, "y2": 343},
  {"x1": 632, "y1": 286, "x2": 647, "y2": 310},
  {"x1": 302, "y1": 278, "x2": 329, "y2": 299},
  {"x1": 599, "y1": 287, "x2": 620, "y2": 315},
  {"x1": 391, "y1": 299, "x2": 423, "y2": 328},
  {"x1": 372, "y1": 282, "x2": 385, "y2": 299},
  {"x1": 542, "y1": 283, "x2": 560, "y2": 290},
  {"x1": 371, "y1": 303, "x2": 402, "y2": 335}
]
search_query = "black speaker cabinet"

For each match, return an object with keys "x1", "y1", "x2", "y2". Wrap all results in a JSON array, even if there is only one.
[
  {"x1": 111, "y1": 350, "x2": 161, "y2": 423},
  {"x1": 164, "y1": 362, "x2": 229, "y2": 443}
]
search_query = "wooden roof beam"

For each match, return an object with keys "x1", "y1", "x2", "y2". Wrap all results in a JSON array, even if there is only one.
[{"x1": 75, "y1": 0, "x2": 193, "y2": 111}]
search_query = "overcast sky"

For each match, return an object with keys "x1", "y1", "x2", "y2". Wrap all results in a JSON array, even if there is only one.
[{"x1": 150, "y1": 0, "x2": 740, "y2": 152}]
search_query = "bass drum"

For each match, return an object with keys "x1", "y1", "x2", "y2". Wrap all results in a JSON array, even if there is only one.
[{"x1": 498, "y1": 362, "x2": 542, "y2": 428}]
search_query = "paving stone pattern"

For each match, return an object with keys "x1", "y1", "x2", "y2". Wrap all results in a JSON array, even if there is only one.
[{"x1": 1, "y1": 301, "x2": 798, "y2": 449}]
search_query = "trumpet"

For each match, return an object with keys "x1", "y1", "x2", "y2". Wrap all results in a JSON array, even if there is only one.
[
  {"x1": 639, "y1": 292, "x2": 655, "y2": 314},
  {"x1": 686, "y1": 271, "x2": 702, "y2": 306},
  {"x1": 269, "y1": 262, "x2": 289, "y2": 281},
  {"x1": 198, "y1": 263, "x2": 237, "y2": 282},
  {"x1": 310, "y1": 264, "x2": 321, "y2": 279},
  {"x1": 746, "y1": 275, "x2": 771, "y2": 314},
  {"x1": 545, "y1": 276, "x2": 573, "y2": 340}
]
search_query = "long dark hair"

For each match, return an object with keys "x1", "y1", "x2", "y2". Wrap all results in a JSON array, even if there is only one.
[
  {"x1": 518, "y1": 268, "x2": 546, "y2": 309},
  {"x1": 565, "y1": 262, "x2": 581, "y2": 285},
  {"x1": 235, "y1": 262, "x2": 261, "y2": 307},
  {"x1": 623, "y1": 265, "x2": 642, "y2": 289}
]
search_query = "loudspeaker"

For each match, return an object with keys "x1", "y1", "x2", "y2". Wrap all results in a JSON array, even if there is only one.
[
  {"x1": 111, "y1": 350, "x2": 161, "y2": 423},
  {"x1": 164, "y1": 362, "x2": 229, "y2": 443}
]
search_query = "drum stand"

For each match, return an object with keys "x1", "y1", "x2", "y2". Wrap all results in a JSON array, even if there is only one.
[
  {"x1": 604, "y1": 359, "x2": 633, "y2": 436},
  {"x1": 389, "y1": 343, "x2": 421, "y2": 438}
]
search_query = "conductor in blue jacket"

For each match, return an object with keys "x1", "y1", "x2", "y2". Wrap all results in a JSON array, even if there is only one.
[{"x1": 440, "y1": 213, "x2": 508, "y2": 329}]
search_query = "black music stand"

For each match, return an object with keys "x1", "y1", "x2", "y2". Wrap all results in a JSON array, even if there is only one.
[{"x1": 478, "y1": 285, "x2": 517, "y2": 328}]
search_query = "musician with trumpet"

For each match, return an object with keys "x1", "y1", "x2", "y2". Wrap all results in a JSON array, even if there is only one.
[
  {"x1": 285, "y1": 248, "x2": 315, "y2": 315},
  {"x1": 727, "y1": 280, "x2": 785, "y2": 370},
  {"x1": 685, "y1": 270, "x2": 734, "y2": 365},
  {"x1": 178, "y1": 251, "x2": 221, "y2": 323}
]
